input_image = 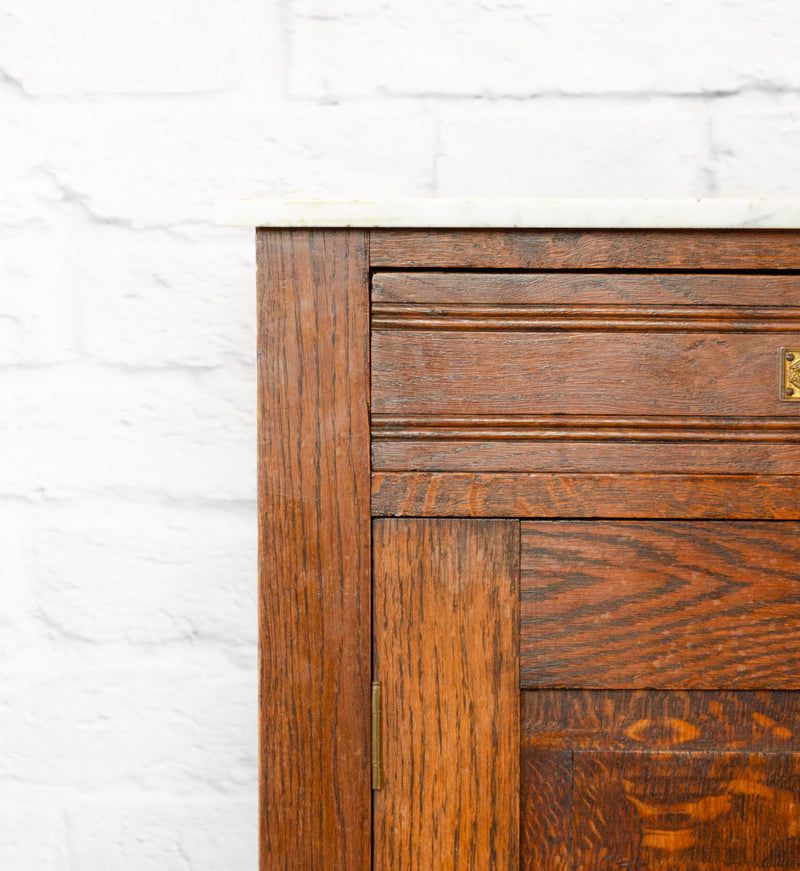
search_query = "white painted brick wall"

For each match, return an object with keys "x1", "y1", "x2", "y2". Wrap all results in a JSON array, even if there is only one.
[{"x1": 1, "y1": 1, "x2": 799, "y2": 867}]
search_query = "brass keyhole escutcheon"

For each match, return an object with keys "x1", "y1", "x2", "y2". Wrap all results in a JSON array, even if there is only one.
[{"x1": 781, "y1": 348, "x2": 800, "y2": 400}]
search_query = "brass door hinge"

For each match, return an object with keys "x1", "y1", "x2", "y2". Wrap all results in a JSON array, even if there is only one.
[{"x1": 371, "y1": 681, "x2": 382, "y2": 790}]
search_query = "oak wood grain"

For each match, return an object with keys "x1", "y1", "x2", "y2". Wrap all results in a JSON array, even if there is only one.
[
  {"x1": 372, "y1": 302, "x2": 800, "y2": 331},
  {"x1": 372, "y1": 518, "x2": 519, "y2": 871},
  {"x1": 521, "y1": 520, "x2": 800, "y2": 688},
  {"x1": 521, "y1": 690, "x2": 800, "y2": 867},
  {"x1": 573, "y1": 751, "x2": 800, "y2": 869},
  {"x1": 370, "y1": 472, "x2": 800, "y2": 518},
  {"x1": 371, "y1": 329, "x2": 800, "y2": 417},
  {"x1": 520, "y1": 749, "x2": 572, "y2": 871},
  {"x1": 257, "y1": 229, "x2": 370, "y2": 871},
  {"x1": 372, "y1": 413, "x2": 800, "y2": 441},
  {"x1": 369, "y1": 229, "x2": 800, "y2": 269},
  {"x1": 522, "y1": 690, "x2": 800, "y2": 752},
  {"x1": 372, "y1": 439, "x2": 800, "y2": 474},
  {"x1": 372, "y1": 271, "x2": 800, "y2": 306}
]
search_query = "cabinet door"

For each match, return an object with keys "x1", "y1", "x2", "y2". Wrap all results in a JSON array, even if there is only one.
[
  {"x1": 520, "y1": 521, "x2": 800, "y2": 870},
  {"x1": 372, "y1": 518, "x2": 520, "y2": 871},
  {"x1": 374, "y1": 518, "x2": 800, "y2": 870}
]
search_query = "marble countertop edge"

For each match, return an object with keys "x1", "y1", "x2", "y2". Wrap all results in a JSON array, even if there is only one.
[{"x1": 214, "y1": 198, "x2": 800, "y2": 229}]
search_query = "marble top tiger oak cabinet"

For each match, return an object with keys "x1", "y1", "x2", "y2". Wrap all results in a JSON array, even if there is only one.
[{"x1": 218, "y1": 199, "x2": 800, "y2": 871}]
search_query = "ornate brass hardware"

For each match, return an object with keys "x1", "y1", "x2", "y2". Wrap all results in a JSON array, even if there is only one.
[
  {"x1": 371, "y1": 681, "x2": 382, "y2": 789},
  {"x1": 781, "y1": 348, "x2": 800, "y2": 401}
]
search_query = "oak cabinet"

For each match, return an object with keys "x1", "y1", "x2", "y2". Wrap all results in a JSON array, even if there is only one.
[{"x1": 250, "y1": 219, "x2": 800, "y2": 870}]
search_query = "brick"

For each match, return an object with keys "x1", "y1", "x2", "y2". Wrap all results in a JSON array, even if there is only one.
[
  {"x1": 0, "y1": 97, "x2": 53, "y2": 228},
  {"x1": 0, "y1": 0, "x2": 282, "y2": 96},
  {"x1": 29, "y1": 102, "x2": 435, "y2": 229},
  {"x1": 0, "y1": 221, "x2": 82, "y2": 365},
  {"x1": 0, "y1": 365, "x2": 255, "y2": 500},
  {"x1": 67, "y1": 799, "x2": 256, "y2": 871},
  {"x1": 0, "y1": 806, "x2": 66, "y2": 871},
  {"x1": 0, "y1": 504, "x2": 37, "y2": 658},
  {"x1": 0, "y1": 102, "x2": 83, "y2": 364},
  {"x1": 289, "y1": 0, "x2": 800, "y2": 98},
  {"x1": 437, "y1": 98, "x2": 712, "y2": 197},
  {"x1": 710, "y1": 93, "x2": 800, "y2": 194},
  {"x1": 75, "y1": 226, "x2": 256, "y2": 368},
  {"x1": 34, "y1": 504, "x2": 255, "y2": 645},
  {"x1": 0, "y1": 654, "x2": 255, "y2": 792}
]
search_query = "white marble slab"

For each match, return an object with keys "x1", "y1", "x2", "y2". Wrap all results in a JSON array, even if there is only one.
[{"x1": 215, "y1": 198, "x2": 800, "y2": 229}]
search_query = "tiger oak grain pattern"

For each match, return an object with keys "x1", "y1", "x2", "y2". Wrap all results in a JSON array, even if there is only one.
[
  {"x1": 372, "y1": 519, "x2": 519, "y2": 871},
  {"x1": 522, "y1": 690, "x2": 800, "y2": 752},
  {"x1": 372, "y1": 271, "x2": 800, "y2": 306},
  {"x1": 520, "y1": 749, "x2": 571, "y2": 871},
  {"x1": 521, "y1": 521, "x2": 800, "y2": 688},
  {"x1": 370, "y1": 472, "x2": 800, "y2": 518},
  {"x1": 520, "y1": 691, "x2": 800, "y2": 867},
  {"x1": 369, "y1": 229, "x2": 800, "y2": 269},
  {"x1": 371, "y1": 329, "x2": 800, "y2": 416},
  {"x1": 573, "y1": 752, "x2": 800, "y2": 869},
  {"x1": 257, "y1": 229, "x2": 370, "y2": 871}
]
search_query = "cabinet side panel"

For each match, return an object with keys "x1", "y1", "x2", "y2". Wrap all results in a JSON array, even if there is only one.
[
  {"x1": 257, "y1": 229, "x2": 370, "y2": 871},
  {"x1": 373, "y1": 518, "x2": 520, "y2": 871}
]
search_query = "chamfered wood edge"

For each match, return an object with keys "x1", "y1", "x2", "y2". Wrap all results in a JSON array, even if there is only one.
[
  {"x1": 257, "y1": 228, "x2": 371, "y2": 871},
  {"x1": 370, "y1": 472, "x2": 800, "y2": 517},
  {"x1": 368, "y1": 229, "x2": 800, "y2": 270}
]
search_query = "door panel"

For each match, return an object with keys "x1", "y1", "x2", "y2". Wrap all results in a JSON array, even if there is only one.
[
  {"x1": 522, "y1": 690, "x2": 800, "y2": 870},
  {"x1": 521, "y1": 521, "x2": 800, "y2": 688},
  {"x1": 372, "y1": 518, "x2": 519, "y2": 871},
  {"x1": 573, "y1": 751, "x2": 800, "y2": 869}
]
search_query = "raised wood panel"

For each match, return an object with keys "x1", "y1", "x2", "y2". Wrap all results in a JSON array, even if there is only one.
[
  {"x1": 372, "y1": 272, "x2": 800, "y2": 306},
  {"x1": 256, "y1": 229, "x2": 371, "y2": 871},
  {"x1": 572, "y1": 751, "x2": 800, "y2": 869},
  {"x1": 372, "y1": 518, "x2": 519, "y2": 871},
  {"x1": 369, "y1": 229, "x2": 800, "y2": 269},
  {"x1": 522, "y1": 690, "x2": 800, "y2": 752},
  {"x1": 370, "y1": 472, "x2": 800, "y2": 518},
  {"x1": 372, "y1": 330, "x2": 800, "y2": 417},
  {"x1": 521, "y1": 521, "x2": 800, "y2": 688}
]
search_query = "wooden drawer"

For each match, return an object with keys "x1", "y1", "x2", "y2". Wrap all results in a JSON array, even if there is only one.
[{"x1": 371, "y1": 272, "x2": 800, "y2": 473}]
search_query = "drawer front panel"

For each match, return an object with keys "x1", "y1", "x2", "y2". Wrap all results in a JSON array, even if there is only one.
[
  {"x1": 372, "y1": 330, "x2": 800, "y2": 416},
  {"x1": 371, "y1": 272, "x2": 800, "y2": 473},
  {"x1": 520, "y1": 521, "x2": 800, "y2": 689}
]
